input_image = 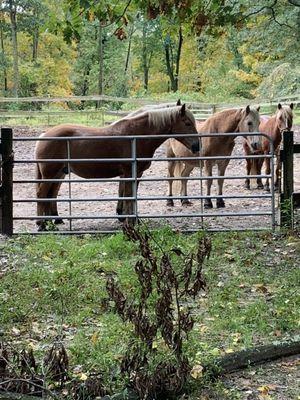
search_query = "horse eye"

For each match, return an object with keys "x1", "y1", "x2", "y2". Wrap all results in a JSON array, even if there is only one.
[
  {"x1": 248, "y1": 121, "x2": 252, "y2": 126},
  {"x1": 185, "y1": 121, "x2": 192, "y2": 127}
]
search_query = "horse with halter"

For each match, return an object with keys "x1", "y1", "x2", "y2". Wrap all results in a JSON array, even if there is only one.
[
  {"x1": 35, "y1": 104, "x2": 199, "y2": 230},
  {"x1": 166, "y1": 106, "x2": 260, "y2": 208},
  {"x1": 243, "y1": 103, "x2": 294, "y2": 191}
]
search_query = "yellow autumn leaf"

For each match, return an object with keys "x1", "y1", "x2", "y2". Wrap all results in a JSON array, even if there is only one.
[
  {"x1": 91, "y1": 332, "x2": 98, "y2": 345},
  {"x1": 79, "y1": 373, "x2": 88, "y2": 381},
  {"x1": 190, "y1": 364, "x2": 204, "y2": 379}
]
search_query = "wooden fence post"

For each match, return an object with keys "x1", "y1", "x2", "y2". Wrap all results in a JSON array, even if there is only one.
[
  {"x1": 0, "y1": 128, "x2": 13, "y2": 236},
  {"x1": 280, "y1": 130, "x2": 294, "y2": 228}
]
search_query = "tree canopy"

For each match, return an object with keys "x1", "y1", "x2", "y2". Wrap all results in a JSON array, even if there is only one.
[{"x1": 0, "y1": 0, "x2": 299, "y2": 101}]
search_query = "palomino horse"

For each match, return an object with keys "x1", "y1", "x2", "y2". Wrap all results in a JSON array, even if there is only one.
[
  {"x1": 243, "y1": 103, "x2": 294, "y2": 191},
  {"x1": 35, "y1": 104, "x2": 199, "y2": 230},
  {"x1": 166, "y1": 106, "x2": 260, "y2": 208}
]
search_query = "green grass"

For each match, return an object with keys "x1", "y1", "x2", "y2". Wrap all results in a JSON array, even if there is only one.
[{"x1": 0, "y1": 229, "x2": 299, "y2": 397}]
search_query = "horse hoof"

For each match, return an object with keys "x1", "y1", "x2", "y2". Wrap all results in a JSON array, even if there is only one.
[
  {"x1": 166, "y1": 199, "x2": 174, "y2": 207},
  {"x1": 264, "y1": 186, "x2": 270, "y2": 192},
  {"x1": 257, "y1": 184, "x2": 264, "y2": 190},
  {"x1": 54, "y1": 218, "x2": 64, "y2": 225},
  {"x1": 204, "y1": 201, "x2": 213, "y2": 209},
  {"x1": 216, "y1": 200, "x2": 225, "y2": 208},
  {"x1": 244, "y1": 184, "x2": 250, "y2": 190},
  {"x1": 181, "y1": 200, "x2": 193, "y2": 206}
]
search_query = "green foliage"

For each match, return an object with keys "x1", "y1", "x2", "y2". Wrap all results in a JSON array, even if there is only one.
[{"x1": 257, "y1": 63, "x2": 300, "y2": 100}]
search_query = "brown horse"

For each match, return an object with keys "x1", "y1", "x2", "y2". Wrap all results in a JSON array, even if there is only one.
[
  {"x1": 166, "y1": 106, "x2": 260, "y2": 208},
  {"x1": 35, "y1": 104, "x2": 199, "y2": 230},
  {"x1": 243, "y1": 103, "x2": 293, "y2": 191}
]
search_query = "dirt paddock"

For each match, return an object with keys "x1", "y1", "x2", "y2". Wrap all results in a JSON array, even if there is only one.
[{"x1": 11, "y1": 126, "x2": 300, "y2": 234}]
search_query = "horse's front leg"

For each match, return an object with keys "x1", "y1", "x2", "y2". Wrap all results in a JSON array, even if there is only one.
[
  {"x1": 245, "y1": 159, "x2": 251, "y2": 190},
  {"x1": 122, "y1": 173, "x2": 141, "y2": 226},
  {"x1": 243, "y1": 142, "x2": 251, "y2": 189},
  {"x1": 204, "y1": 161, "x2": 213, "y2": 209},
  {"x1": 167, "y1": 160, "x2": 175, "y2": 207},
  {"x1": 116, "y1": 179, "x2": 125, "y2": 222},
  {"x1": 264, "y1": 153, "x2": 271, "y2": 192},
  {"x1": 216, "y1": 160, "x2": 230, "y2": 208},
  {"x1": 180, "y1": 163, "x2": 194, "y2": 206},
  {"x1": 256, "y1": 157, "x2": 264, "y2": 189},
  {"x1": 274, "y1": 149, "x2": 281, "y2": 191}
]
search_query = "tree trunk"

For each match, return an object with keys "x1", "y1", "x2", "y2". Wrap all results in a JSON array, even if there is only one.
[
  {"x1": 125, "y1": 25, "x2": 134, "y2": 73},
  {"x1": 164, "y1": 36, "x2": 176, "y2": 92},
  {"x1": 142, "y1": 23, "x2": 149, "y2": 91},
  {"x1": 32, "y1": 27, "x2": 39, "y2": 61},
  {"x1": 0, "y1": 14, "x2": 8, "y2": 94},
  {"x1": 164, "y1": 27, "x2": 183, "y2": 92},
  {"x1": 9, "y1": 0, "x2": 19, "y2": 97},
  {"x1": 205, "y1": 338, "x2": 300, "y2": 377},
  {"x1": 98, "y1": 21, "x2": 103, "y2": 96},
  {"x1": 174, "y1": 26, "x2": 183, "y2": 92}
]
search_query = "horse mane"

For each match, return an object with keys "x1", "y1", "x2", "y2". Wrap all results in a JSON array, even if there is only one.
[
  {"x1": 199, "y1": 108, "x2": 238, "y2": 131},
  {"x1": 148, "y1": 106, "x2": 195, "y2": 130}
]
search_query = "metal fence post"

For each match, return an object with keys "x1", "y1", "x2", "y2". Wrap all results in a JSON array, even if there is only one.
[
  {"x1": 280, "y1": 130, "x2": 294, "y2": 228},
  {"x1": 1, "y1": 128, "x2": 13, "y2": 236}
]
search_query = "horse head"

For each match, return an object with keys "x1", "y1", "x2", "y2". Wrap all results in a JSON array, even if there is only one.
[
  {"x1": 147, "y1": 104, "x2": 199, "y2": 153},
  {"x1": 238, "y1": 105, "x2": 262, "y2": 153},
  {"x1": 275, "y1": 103, "x2": 293, "y2": 132}
]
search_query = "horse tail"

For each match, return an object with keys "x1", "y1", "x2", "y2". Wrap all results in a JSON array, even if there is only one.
[{"x1": 173, "y1": 161, "x2": 185, "y2": 194}]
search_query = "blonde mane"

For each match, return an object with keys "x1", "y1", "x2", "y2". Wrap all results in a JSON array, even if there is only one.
[{"x1": 148, "y1": 106, "x2": 195, "y2": 130}]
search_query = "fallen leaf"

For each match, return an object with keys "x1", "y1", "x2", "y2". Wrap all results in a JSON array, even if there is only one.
[{"x1": 190, "y1": 364, "x2": 204, "y2": 379}]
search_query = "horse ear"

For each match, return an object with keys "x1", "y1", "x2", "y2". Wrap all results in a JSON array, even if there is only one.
[
  {"x1": 180, "y1": 104, "x2": 186, "y2": 116},
  {"x1": 278, "y1": 103, "x2": 282, "y2": 110},
  {"x1": 290, "y1": 103, "x2": 294, "y2": 110},
  {"x1": 256, "y1": 106, "x2": 260, "y2": 112},
  {"x1": 245, "y1": 105, "x2": 250, "y2": 115},
  {"x1": 176, "y1": 99, "x2": 181, "y2": 106}
]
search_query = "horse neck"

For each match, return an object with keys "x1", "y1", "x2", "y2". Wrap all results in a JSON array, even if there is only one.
[
  {"x1": 261, "y1": 116, "x2": 280, "y2": 139},
  {"x1": 111, "y1": 113, "x2": 170, "y2": 155},
  {"x1": 201, "y1": 111, "x2": 239, "y2": 141}
]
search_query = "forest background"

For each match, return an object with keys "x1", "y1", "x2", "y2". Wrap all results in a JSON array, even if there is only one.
[{"x1": 0, "y1": 0, "x2": 299, "y2": 105}]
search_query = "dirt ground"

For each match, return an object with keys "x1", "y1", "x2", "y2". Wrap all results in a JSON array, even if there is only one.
[{"x1": 11, "y1": 125, "x2": 300, "y2": 234}]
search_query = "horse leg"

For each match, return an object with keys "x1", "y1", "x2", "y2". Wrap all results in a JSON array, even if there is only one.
[
  {"x1": 36, "y1": 181, "x2": 55, "y2": 231},
  {"x1": 204, "y1": 161, "x2": 213, "y2": 209},
  {"x1": 122, "y1": 179, "x2": 136, "y2": 226},
  {"x1": 245, "y1": 159, "x2": 251, "y2": 189},
  {"x1": 216, "y1": 160, "x2": 229, "y2": 208},
  {"x1": 180, "y1": 163, "x2": 194, "y2": 206},
  {"x1": 117, "y1": 179, "x2": 125, "y2": 221},
  {"x1": 256, "y1": 157, "x2": 264, "y2": 189},
  {"x1": 264, "y1": 154, "x2": 271, "y2": 192},
  {"x1": 167, "y1": 160, "x2": 175, "y2": 207},
  {"x1": 274, "y1": 149, "x2": 280, "y2": 191},
  {"x1": 49, "y1": 179, "x2": 65, "y2": 225}
]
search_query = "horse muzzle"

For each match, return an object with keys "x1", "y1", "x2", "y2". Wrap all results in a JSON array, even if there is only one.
[{"x1": 191, "y1": 141, "x2": 200, "y2": 153}]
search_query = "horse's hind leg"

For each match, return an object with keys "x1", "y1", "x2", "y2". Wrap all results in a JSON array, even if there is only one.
[
  {"x1": 204, "y1": 161, "x2": 213, "y2": 209},
  {"x1": 49, "y1": 178, "x2": 65, "y2": 225},
  {"x1": 36, "y1": 181, "x2": 55, "y2": 231},
  {"x1": 180, "y1": 163, "x2": 194, "y2": 206},
  {"x1": 167, "y1": 160, "x2": 175, "y2": 207},
  {"x1": 216, "y1": 160, "x2": 229, "y2": 208}
]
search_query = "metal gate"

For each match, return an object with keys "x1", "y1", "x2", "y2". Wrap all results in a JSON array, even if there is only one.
[{"x1": 1, "y1": 128, "x2": 277, "y2": 235}]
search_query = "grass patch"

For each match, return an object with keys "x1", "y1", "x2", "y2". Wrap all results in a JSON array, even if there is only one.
[{"x1": 0, "y1": 229, "x2": 299, "y2": 397}]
